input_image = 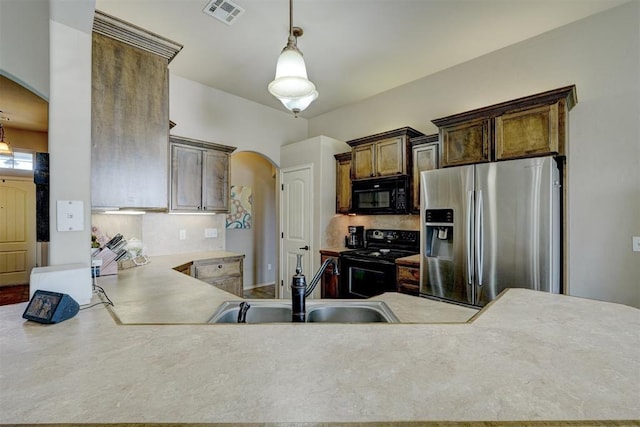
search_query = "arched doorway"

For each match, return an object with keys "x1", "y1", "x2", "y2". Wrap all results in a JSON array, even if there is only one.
[{"x1": 227, "y1": 151, "x2": 278, "y2": 297}]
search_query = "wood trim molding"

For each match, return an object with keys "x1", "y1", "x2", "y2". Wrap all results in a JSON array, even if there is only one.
[
  {"x1": 93, "y1": 10, "x2": 183, "y2": 63},
  {"x1": 432, "y1": 85, "x2": 577, "y2": 128},
  {"x1": 334, "y1": 152, "x2": 352, "y2": 161},
  {"x1": 410, "y1": 133, "x2": 439, "y2": 146},
  {"x1": 169, "y1": 135, "x2": 237, "y2": 154},
  {"x1": 346, "y1": 127, "x2": 424, "y2": 148}
]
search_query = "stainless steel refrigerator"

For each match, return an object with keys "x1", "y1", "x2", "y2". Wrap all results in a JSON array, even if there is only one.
[{"x1": 420, "y1": 156, "x2": 560, "y2": 307}]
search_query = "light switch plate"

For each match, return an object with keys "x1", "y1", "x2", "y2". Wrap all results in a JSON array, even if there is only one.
[
  {"x1": 56, "y1": 200, "x2": 84, "y2": 231},
  {"x1": 205, "y1": 228, "x2": 218, "y2": 238},
  {"x1": 633, "y1": 236, "x2": 640, "y2": 252}
]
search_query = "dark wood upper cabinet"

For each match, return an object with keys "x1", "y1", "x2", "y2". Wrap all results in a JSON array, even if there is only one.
[
  {"x1": 495, "y1": 103, "x2": 562, "y2": 160},
  {"x1": 170, "y1": 136, "x2": 236, "y2": 213},
  {"x1": 433, "y1": 85, "x2": 577, "y2": 167},
  {"x1": 410, "y1": 134, "x2": 439, "y2": 213},
  {"x1": 347, "y1": 127, "x2": 424, "y2": 180},
  {"x1": 439, "y1": 119, "x2": 490, "y2": 167},
  {"x1": 91, "y1": 11, "x2": 182, "y2": 210},
  {"x1": 334, "y1": 152, "x2": 352, "y2": 214}
]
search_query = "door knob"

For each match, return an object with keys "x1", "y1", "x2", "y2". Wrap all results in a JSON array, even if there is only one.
[{"x1": 299, "y1": 245, "x2": 310, "y2": 251}]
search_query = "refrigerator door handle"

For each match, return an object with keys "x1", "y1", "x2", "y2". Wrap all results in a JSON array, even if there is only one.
[
  {"x1": 466, "y1": 190, "x2": 474, "y2": 286},
  {"x1": 476, "y1": 189, "x2": 484, "y2": 287}
]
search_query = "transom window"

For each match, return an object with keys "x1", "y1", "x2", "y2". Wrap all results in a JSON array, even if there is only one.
[{"x1": 0, "y1": 151, "x2": 34, "y2": 171}]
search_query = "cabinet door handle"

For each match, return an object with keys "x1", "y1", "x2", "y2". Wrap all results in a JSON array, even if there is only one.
[
  {"x1": 299, "y1": 245, "x2": 310, "y2": 251},
  {"x1": 217, "y1": 264, "x2": 224, "y2": 269}
]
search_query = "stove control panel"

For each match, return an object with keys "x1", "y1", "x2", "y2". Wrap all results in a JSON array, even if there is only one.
[{"x1": 365, "y1": 229, "x2": 419, "y2": 249}]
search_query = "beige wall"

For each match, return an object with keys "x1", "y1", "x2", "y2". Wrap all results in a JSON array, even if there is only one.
[
  {"x1": 0, "y1": 0, "x2": 49, "y2": 98},
  {"x1": 48, "y1": 17, "x2": 93, "y2": 272},
  {"x1": 168, "y1": 74, "x2": 308, "y2": 168},
  {"x1": 309, "y1": 2, "x2": 640, "y2": 308},
  {"x1": 2, "y1": 127, "x2": 48, "y2": 152}
]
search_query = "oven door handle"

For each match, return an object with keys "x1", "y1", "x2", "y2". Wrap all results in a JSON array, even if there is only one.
[{"x1": 341, "y1": 256, "x2": 394, "y2": 267}]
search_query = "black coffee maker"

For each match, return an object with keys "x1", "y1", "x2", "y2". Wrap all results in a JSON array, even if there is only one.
[{"x1": 345, "y1": 225, "x2": 365, "y2": 249}]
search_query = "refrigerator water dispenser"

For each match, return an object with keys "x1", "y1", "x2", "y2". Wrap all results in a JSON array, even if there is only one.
[{"x1": 425, "y1": 209, "x2": 454, "y2": 259}]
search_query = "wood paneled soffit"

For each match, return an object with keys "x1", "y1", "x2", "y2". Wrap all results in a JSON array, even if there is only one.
[{"x1": 93, "y1": 10, "x2": 183, "y2": 63}]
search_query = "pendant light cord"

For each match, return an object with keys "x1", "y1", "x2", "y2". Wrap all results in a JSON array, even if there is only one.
[{"x1": 289, "y1": 0, "x2": 293, "y2": 37}]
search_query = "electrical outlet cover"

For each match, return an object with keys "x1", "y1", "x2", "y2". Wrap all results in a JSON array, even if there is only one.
[{"x1": 56, "y1": 200, "x2": 84, "y2": 231}]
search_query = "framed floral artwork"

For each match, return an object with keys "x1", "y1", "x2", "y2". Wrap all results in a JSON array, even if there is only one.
[{"x1": 226, "y1": 185, "x2": 252, "y2": 229}]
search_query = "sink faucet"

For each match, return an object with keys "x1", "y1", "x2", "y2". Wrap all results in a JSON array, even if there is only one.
[
  {"x1": 237, "y1": 301, "x2": 251, "y2": 323},
  {"x1": 291, "y1": 255, "x2": 339, "y2": 322}
]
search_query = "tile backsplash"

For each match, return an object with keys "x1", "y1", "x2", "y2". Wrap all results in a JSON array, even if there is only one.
[
  {"x1": 93, "y1": 212, "x2": 419, "y2": 256},
  {"x1": 324, "y1": 214, "x2": 420, "y2": 247},
  {"x1": 91, "y1": 213, "x2": 225, "y2": 256}
]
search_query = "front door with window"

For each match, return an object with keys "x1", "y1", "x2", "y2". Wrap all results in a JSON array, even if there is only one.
[{"x1": 0, "y1": 178, "x2": 36, "y2": 286}]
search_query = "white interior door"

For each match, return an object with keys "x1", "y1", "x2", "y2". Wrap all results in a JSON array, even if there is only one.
[
  {"x1": 279, "y1": 165, "x2": 313, "y2": 299},
  {"x1": 0, "y1": 178, "x2": 36, "y2": 286}
]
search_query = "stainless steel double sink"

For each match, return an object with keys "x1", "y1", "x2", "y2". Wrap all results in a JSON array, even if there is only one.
[{"x1": 208, "y1": 300, "x2": 399, "y2": 324}]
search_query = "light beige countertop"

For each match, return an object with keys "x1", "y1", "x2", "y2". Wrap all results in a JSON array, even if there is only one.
[
  {"x1": 100, "y1": 251, "x2": 475, "y2": 324},
  {"x1": 319, "y1": 246, "x2": 353, "y2": 256},
  {"x1": 0, "y1": 252, "x2": 638, "y2": 424},
  {"x1": 396, "y1": 253, "x2": 421, "y2": 265},
  {"x1": 95, "y1": 251, "x2": 247, "y2": 324}
]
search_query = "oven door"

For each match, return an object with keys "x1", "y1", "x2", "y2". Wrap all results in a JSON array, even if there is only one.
[{"x1": 340, "y1": 256, "x2": 397, "y2": 298}]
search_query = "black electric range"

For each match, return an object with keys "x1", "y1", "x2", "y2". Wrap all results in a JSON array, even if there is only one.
[{"x1": 339, "y1": 229, "x2": 419, "y2": 298}]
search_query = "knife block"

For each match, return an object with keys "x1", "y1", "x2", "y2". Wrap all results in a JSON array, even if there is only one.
[{"x1": 91, "y1": 248, "x2": 118, "y2": 276}]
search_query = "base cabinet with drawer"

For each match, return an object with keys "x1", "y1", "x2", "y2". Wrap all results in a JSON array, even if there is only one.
[
  {"x1": 396, "y1": 258, "x2": 420, "y2": 296},
  {"x1": 192, "y1": 255, "x2": 245, "y2": 297},
  {"x1": 173, "y1": 262, "x2": 193, "y2": 275}
]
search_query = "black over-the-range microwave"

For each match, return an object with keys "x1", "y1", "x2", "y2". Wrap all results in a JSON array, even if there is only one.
[{"x1": 351, "y1": 175, "x2": 410, "y2": 215}]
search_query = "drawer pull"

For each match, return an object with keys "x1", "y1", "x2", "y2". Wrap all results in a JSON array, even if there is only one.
[{"x1": 218, "y1": 265, "x2": 223, "y2": 269}]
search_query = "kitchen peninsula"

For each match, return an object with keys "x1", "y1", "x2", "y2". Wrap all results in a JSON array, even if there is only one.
[{"x1": 0, "y1": 253, "x2": 638, "y2": 424}]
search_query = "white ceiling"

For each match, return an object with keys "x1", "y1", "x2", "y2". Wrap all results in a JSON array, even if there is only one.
[
  {"x1": 0, "y1": 0, "x2": 628, "y2": 131},
  {"x1": 95, "y1": 0, "x2": 627, "y2": 118}
]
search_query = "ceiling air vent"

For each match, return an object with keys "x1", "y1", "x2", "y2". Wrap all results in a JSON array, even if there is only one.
[{"x1": 203, "y1": 0, "x2": 245, "y2": 25}]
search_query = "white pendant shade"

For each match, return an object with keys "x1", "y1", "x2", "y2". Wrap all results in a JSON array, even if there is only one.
[
  {"x1": 279, "y1": 90, "x2": 318, "y2": 113},
  {"x1": 274, "y1": 48, "x2": 308, "y2": 80},
  {"x1": 268, "y1": 47, "x2": 318, "y2": 115},
  {"x1": 267, "y1": 0, "x2": 318, "y2": 116}
]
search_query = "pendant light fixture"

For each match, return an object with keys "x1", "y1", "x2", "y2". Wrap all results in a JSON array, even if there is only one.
[
  {"x1": 0, "y1": 123, "x2": 14, "y2": 156},
  {"x1": 268, "y1": 0, "x2": 318, "y2": 117}
]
